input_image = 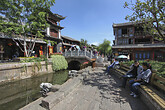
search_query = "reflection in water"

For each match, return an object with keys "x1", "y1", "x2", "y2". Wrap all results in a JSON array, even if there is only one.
[{"x1": 0, "y1": 70, "x2": 68, "y2": 110}]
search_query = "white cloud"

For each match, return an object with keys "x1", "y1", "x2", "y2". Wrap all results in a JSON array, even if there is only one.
[{"x1": 91, "y1": 42, "x2": 99, "y2": 46}]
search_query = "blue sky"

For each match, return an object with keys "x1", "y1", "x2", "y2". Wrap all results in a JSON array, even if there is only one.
[{"x1": 51, "y1": 0, "x2": 133, "y2": 46}]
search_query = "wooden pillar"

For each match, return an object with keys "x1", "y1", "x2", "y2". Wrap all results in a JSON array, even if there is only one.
[
  {"x1": 132, "y1": 52, "x2": 135, "y2": 60},
  {"x1": 78, "y1": 50, "x2": 79, "y2": 56},
  {"x1": 133, "y1": 38, "x2": 135, "y2": 44},
  {"x1": 152, "y1": 50, "x2": 155, "y2": 60},
  {"x1": 65, "y1": 49, "x2": 67, "y2": 56},
  {"x1": 85, "y1": 48, "x2": 86, "y2": 56}
]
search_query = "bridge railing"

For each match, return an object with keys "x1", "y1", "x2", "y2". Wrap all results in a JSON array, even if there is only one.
[{"x1": 63, "y1": 48, "x2": 95, "y2": 59}]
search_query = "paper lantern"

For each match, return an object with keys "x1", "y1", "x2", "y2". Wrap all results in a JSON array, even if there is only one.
[{"x1": 8, "y1": 43, "x2": 12, "y2": 46}]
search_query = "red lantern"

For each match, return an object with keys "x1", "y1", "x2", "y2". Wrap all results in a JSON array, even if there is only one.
[
  {"x1": 8, "y1": 43, "x2": 12, "y2": 46},
  {"x1": 40, "y1": 46, "x2": 43, "y2": 50}
]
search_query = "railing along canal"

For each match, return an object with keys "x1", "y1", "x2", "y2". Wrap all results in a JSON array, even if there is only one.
[{"x1": 63, "y1": 48, "x2": 95, "y2": 59}]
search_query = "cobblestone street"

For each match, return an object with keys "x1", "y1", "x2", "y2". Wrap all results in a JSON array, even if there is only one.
[{"x1": 52, "y1": 68, "x2": 149, "y2": 110}]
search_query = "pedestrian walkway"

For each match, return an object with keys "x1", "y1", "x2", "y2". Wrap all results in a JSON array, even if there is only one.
[{"x1": 52, "y1": 68, "x2": 149, "y2": 110}]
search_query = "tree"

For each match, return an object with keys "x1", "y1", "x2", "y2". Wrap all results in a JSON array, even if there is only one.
[
  {"x1": 91, "y1": 44, "x2": 98, "y2": 50},
  {"x1": 124, "y1": 0, "x2": 165, "y2": 42},
  {"x1": 80, "y1": 39, "x2": 89, "y2": 49},
  {"x1": 0, "y1": 0, "x2": 55, "y2": 57},
  {"x1": 98, "y1": 39, "x2": 112, "y2": 56}
]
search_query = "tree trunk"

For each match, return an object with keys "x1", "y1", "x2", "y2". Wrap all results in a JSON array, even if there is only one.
[{"x1": 24, "y1": 40, "x2": 28, "y2": 57}]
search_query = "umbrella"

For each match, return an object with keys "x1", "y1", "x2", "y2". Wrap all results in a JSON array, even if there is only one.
[
  {"x1": 117, "y1": 55, "x2": 128, "y2": 59},
  {"x1": 76, "y1": 45, "x2": 80, "y2": 50}
]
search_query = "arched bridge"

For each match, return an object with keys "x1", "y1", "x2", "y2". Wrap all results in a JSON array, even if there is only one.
[{"x1": 63, "y1": 49, "x2": 96, "y2": 70}]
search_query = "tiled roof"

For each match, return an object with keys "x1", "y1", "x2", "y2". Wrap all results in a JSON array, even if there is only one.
[
  {"x1": 47, "y1": 20, "x2": 64, "y2": 30},
  {"x1": 61, "y1": 36, "x2": 80, "y2": 42},
  {"x1": 113, "y1": 20, "x2": 154, "y2": 28},
  {"x1": 113, "y1": 22, "x2": 136, "y2": 27},
  {"x1": 46, "y1": 9, "x2": 65, "y2": 20},
  {"x1": 62, "y1": 43, "x2": 74, "y2": 46},
  {"x1": 0, "y1": 33, "x2": 47, "y2": 44},
  {"x1": 53, "y1": 14, "x2": 65, "y2": 20},
  {"x1": 112, "y1": 44, "x2": 165, "y2": 49}
]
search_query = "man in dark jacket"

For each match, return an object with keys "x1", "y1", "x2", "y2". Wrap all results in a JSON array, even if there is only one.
[{"x1": 120, "y1": 60, "x2": 143, "y2": 88}]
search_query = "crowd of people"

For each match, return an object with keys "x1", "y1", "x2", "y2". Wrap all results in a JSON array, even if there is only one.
[{"x1": 106, "y1": 59, "x2": 152, "y2": 98}]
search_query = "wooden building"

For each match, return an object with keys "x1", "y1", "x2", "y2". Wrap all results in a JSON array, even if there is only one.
[
  {"x1": 0, "y1": 10, "x2": 65, "y2": 61},
  {"x1": 0, "y1": 33, "x2": 47, "y2": 61},
  {"x1": 44, "y1": 10, "x2": 65, "y2": 55},
  {"x1": 61, "y1": 36, "x2": 80, "y2": 51},
  {"x1": 112, "y1": 22, "x2": 165, "y2": 61}
]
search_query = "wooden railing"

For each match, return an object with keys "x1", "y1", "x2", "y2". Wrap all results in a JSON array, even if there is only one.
[{"x1": 150, "y1": 73, "x2": 165, "y2": 92}]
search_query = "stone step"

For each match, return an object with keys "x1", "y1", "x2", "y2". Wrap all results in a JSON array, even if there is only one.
[
  {"x1": 41, "y1": 76, "x2": 82, "y2": 109},
  {"x1": 51, "y1": 84, "x2": 61, "y2": 92}
]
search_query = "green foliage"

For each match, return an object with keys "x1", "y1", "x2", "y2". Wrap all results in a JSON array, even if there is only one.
[
  {"x1": 20, "y1": 57, "x2": 44, "y2": 63},
  {"x1": 80, "y1": 39, "x2": 89, "y2": 49},
  {"x1": 52, "y1": 70, "x2": 69, "y2": 85},
  {"x1": 0, "y1": 0, "x2": 55, "y2": 57},
  {"x1": 91, "y1": 44, "x2": 98, "y2": 50},
  {"x1": 124, "y1": 0, "x2": 165, "y2": 42},
  {"x1": 21, "y1": 64, "x2": 27, "y2": 73},
  {"x1": 20, "y1": 56, "x2": 47, "y2": 74},
  {"x1": 122, "y1": 60, "x2": 165, "y2": 77},
  {"x1": 97, "y1": 39, "x2": 112, "y2": 56},
  {"x1": 20, "y1": 56, "x2": 49, "y2": 72},
  {"x1": 43, "y1": 39, "x2": 57, "y2": 46},
  {"x1": 51, "y1": 55, "x2": 68, "y2": 71},
  {"x1": 50, "y1": 41, "x2": 57, "y2": 46},
  {"x1": 35, "y1": 62, "x2": 42, "y2": 71}
]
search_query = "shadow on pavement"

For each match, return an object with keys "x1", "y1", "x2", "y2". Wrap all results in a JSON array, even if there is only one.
[{"x1": 83, "y1": 69, "x2": 149, "y2": 110}]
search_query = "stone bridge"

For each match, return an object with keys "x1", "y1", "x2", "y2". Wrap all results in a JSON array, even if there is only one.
[{"x1": 63, "y1": 49, "x2": 95, "y2": 70}]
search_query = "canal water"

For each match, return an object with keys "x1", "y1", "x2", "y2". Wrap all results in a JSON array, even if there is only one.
[{"x1": 0, "y1": 70, "x2": 69, "y2": 110}]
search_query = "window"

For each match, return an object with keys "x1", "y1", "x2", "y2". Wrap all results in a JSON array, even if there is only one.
[
  {"x1": 122, "y1": 28, "x2": 127, "y2": 34},
  {"x1": 127, "y1": 39, "x2": 129, "y2": 44},
  {"x1": 147, "y1": 53, "x2": 150, "y2": 59},
  {"x1": 129, "y1": 27, "x2": 133, "y2": 33},
  {"x1": 128, "y1": 27, "x2": 134, "y2": 37},
  {"x1": 130, "y1": 34, "x2": 133, "y2": 37},
  {"x1": 143, "y1": 53, "x2": 145, "y2": 59},
  {"x1": 114, "y1": 28, "x2": 117, "y2": 36},
  {"x1": 118, "y1": 29, "x2": 122, "y2": 37},
  {"x1": 139, "y1": 53, "x2": 142, "y2": 59},
  {"x1": 122, "y1": 39, "x2": 125, "y2": 44},
  {"x1": 135, "y1": 53, "x2": 138, "y2": 59}
]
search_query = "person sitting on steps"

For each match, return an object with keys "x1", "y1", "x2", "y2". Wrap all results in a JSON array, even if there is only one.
[
  {"x1": 106, "y1": 59, "x2": 119, "y2": 74},
  {"x1": 119, "y1": 60, "x2": 143, "y2": 88},
  {"x1": 129, "y1": 62, "x2": 152, "y2": 98}
]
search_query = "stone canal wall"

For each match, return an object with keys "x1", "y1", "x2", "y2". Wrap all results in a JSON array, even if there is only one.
[{"x1": 0, "y1": 61, "x2": 53, "y2": 83}]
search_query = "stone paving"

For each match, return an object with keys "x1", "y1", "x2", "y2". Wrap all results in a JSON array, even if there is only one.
[{"x1": 52, "y1": 68, "x2": 149, "y2": 110}]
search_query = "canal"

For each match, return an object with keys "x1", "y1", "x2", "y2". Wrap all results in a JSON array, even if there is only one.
[{"x1": 0, "y1": 70, "x2": 69, "y2": 110}]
